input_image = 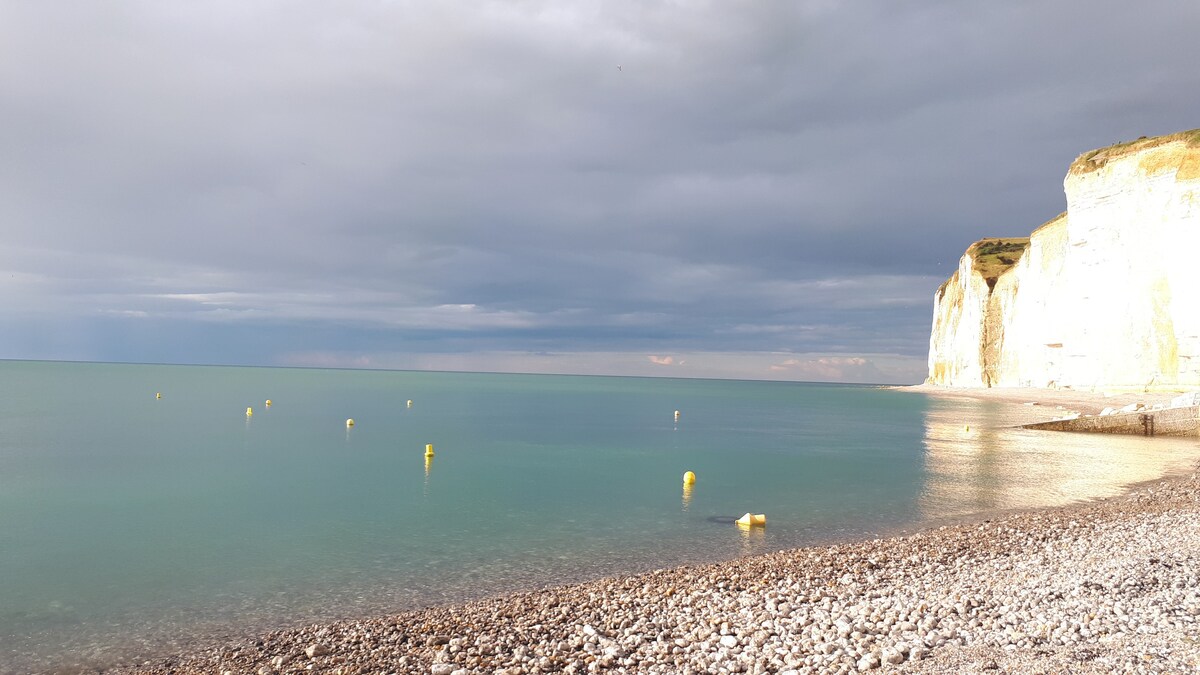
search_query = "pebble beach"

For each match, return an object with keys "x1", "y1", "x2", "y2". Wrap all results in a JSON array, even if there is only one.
[{"x1": 111, "y1": 461, "x2": 1200, "y2": 675}]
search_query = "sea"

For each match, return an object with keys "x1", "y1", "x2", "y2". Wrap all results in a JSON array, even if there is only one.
[{"x1": 2, "y1": 360, "x2": 1198, "y2": 673}]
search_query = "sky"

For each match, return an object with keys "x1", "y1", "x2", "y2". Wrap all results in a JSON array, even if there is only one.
[{"x1": 2, "y1": 1, "x2": 1198, "y2": 384}]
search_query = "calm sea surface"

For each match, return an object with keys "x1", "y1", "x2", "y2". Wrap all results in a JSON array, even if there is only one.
[{"x1": 2, "y1": 361, "x2": 1198, "y2": 672}]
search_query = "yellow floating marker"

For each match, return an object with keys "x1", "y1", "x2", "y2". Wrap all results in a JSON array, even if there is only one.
[
  {"x1": 965, "y1": 425, "x2": 970, "y2": 432},
  {"x1": 425, "y1": 443, "x2": 435, "y2": 457},
  {"x1": 346, "y1": 418, "x2": 355, "y2": 428},
  {"x1": 407, "y1": 399, "x2": 413, "y2": 408},
  {"x1": 265, "y1": 399, "x2": 272, "y2": 408},
  {"x1": 246, "y1": 407, "x2": 253, "y2": 417},
  {"x1": 683, "y1": 470, "x2": 696, "y2": 485},
  {"x1": 156, "y1": 392, "x2": 162, "y2": 399},
  {"x1": 736, "y1": 513, "x2": 767, "y2": 527},
  {"x1": 674, "y1": 410, "x2": 681, "y2": 421}
]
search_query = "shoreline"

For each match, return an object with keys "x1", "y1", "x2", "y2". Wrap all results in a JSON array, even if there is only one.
[
  {"x1": 109, "y1": 460, "x2": 1200, "y2": 674},
  {"x1": 896, "y1": 383, "x2": 1189, "y2": 417}
]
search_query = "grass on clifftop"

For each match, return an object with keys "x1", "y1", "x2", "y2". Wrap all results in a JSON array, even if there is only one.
[
  {"x1": 968, "y1": 238, "x2": 1029, "y2": 290},
  {"x1": 1071, "y1": 128, "x2": 1200, "y2": 174}
]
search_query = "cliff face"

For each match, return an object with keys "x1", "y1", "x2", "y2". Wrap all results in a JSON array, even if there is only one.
[{"x1": 928, "y1": 130, "x2": 1200, "y2": 389}]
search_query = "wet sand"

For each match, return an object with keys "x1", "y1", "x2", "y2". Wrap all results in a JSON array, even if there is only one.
[{"x1": 898, "y1": 383, "x2": 1190, "y2": 418}]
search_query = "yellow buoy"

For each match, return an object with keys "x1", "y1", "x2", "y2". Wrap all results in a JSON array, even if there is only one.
[
  {"x1": 735, "y1": 513, "x2": 766, "y2": 527},
  {"x1": 424, "y1": 443, "x2": 435, "y2": 457},
  {"x1": 407, "y1": 399, "x2": 413, "y2": 408},
  {"x1": 674, "y1": 410, "x2": 681, "y2": 420},
  {"x1": 156, "y1": 392, "x2": 161, "y2": 399},
  {"x1": 265, "y1": 399, "x2": 272, "y2": 408},
  {"x1": 246, "y1": 407, "x2": 253, "y2": 417},
  {"x1": 346, "y1": 418, "x2": 355, "y2": 428},
  {"x1": 965, "y1": 425, "x2": 970, "y2": 432},
  {"x1": 683, "y1": 470, "x2": 696, "y2": 485}
]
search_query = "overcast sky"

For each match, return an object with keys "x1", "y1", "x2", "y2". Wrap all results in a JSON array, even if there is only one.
[{"x1": 2, "y1": 1, "x2": 1198, "y2": 383}]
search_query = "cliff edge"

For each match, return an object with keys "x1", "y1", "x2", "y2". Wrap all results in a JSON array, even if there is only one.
[{"x1": 927, "y1": 129, "x2": 1200, "y2": 390}]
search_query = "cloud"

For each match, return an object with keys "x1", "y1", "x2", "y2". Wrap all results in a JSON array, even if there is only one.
[
  {"x1": 647, "y1": 355, "x2": 676, "y2": 366},
  {"x1": 2, "y1": 0, "x2": 1199, "y2": 381},
  {"x1": 769, "y1": 356, "x2": 884, "y2": 382},
  {"x1": 272, "y1": 350, "x2": 925, "y2": 384}
]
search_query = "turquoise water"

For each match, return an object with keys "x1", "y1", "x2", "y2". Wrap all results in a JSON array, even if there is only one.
[{"x1": 2, "y1": 361, "x2": 1198, "y2": 673}]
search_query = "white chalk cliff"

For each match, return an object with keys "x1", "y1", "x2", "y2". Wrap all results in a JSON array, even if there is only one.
[{"x1": 928, "y1": 130, "x2": 1200, "y2": 389}]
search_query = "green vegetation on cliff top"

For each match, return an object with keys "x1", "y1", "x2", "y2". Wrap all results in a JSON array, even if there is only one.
[
  {"x1": 933, "y1": 236, "x2": 1031, "y2": 299},
  {"x1": 934, "y1": 128, "x2": 1196, "y2": 300},
  {"x1": 1071, "y1": 128, "x2": 1200, "y2": 174},
  {"x1": 968, "y1": 238, "x2": 1029, "y2": 290}
]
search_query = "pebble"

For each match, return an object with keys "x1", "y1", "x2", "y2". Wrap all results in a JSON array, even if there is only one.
[{"x1": 857, "y1": 652, "x2": 881, "y2": 670}]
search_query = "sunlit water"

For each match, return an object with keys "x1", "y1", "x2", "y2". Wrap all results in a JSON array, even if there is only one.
[{"x1": 1, "y1": 361, "x2": 1197, "y2": 672}]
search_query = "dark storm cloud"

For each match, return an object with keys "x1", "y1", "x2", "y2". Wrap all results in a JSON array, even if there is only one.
[{"x1": 2, "y1": 0, "x2": 1199, "y2": 381}]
